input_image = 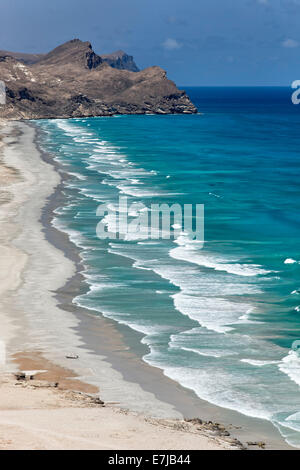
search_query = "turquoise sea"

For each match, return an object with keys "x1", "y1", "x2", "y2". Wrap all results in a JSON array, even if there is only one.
[{"x1": 36, "y1": 87, "x2": 300, "y2": 447}]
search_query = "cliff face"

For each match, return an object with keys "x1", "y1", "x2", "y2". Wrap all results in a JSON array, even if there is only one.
[
  {"x1": 101, "y1": 50, "x2": 139, "y2": 72},
  {"x1": 35, "y1": 39, "x2": 103, "y2": 69},
  {"x1": 0, "y1": 39, "x2": 197, "y2": 120}
]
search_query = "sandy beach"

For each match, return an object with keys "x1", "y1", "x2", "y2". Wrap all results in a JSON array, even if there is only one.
[
  {"x1": 0, "y1": 352, "x2": 232, "y2": 450},
  {"x1": 0, "y1": 120, "x2": 291, "y2": 450}
]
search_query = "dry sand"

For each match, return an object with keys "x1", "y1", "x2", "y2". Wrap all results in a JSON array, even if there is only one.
[{"x1": 0, "y1": 351, "x2": 239, "y2": 450}]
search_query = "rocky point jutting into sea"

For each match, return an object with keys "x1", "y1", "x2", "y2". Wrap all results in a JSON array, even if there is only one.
[{"x1": 0, "y1": 39, "x2": 197, "y2": 120}]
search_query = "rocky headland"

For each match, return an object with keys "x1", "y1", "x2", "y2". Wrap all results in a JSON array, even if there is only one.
[{"x1": 0, "y1": 39, "x2": 197, "y2": 120}]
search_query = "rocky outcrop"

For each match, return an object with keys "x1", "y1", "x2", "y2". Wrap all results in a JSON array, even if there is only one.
[
  {"x1": 36, "y1": 39, "x2": 103, "y2": 69},
  {"x1": 0, "y1": 39, "x2": 197, "y2": 120},
  {"x1": 101, "y1": 50, "x2": 139, "y2": 72}
]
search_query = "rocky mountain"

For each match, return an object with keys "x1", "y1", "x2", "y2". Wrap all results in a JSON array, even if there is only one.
[
  {"x1": 0, "y1": 50, "x2": 44, "y2": 65},
  {"x1": 0, "y1": 44, "x2": 139, "y2": 71},
  {"x1": 35, "y1": 40, "x2": 103, "y2": 69},
  {"x1": 0, "y1": 39, "x2": 197, "y2": 120},
  {"x1": 101, "y1": 50, "x2": 139, "y2": 72}
]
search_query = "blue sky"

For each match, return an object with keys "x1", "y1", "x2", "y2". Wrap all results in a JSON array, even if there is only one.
[{"x1": 0, "y1": 0, "x2": 299, "y2": 85}]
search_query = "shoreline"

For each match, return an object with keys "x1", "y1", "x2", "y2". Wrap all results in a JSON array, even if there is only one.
[{"x1": 0, "y1": 119, "x2": 292, "y2": 449}]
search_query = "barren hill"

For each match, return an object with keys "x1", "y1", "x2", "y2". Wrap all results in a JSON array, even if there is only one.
[{"x1": 0, "y1": 39, "x2": 197, "y2": 120}]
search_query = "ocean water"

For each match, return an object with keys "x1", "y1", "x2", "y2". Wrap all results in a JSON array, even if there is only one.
[{"x1": 35, "y1": 87, "x2": 300, "y2": 447}]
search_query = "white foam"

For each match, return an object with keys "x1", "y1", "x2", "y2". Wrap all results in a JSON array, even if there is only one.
[
  {"x1": 279, "y1": 351, "x2": 300, "y2": 387},
  {"x1": 284, "y1": 258, "x2": 299, "y2": 265},
  {"x1": 172, "y1": 292, "x2": 253, "y2": 333},
  {"x1": 181, "y1": 347, "x2": 226, "y2": 358},
  {"x1": 107, "y1": 245, "x2": 261, "y2": 335},
  {"x1": 282, "y1": 412, "x2": 300, "y2": 432},
  {"x1": 241, "y1": 359, "x2": 279, "y2": 367},
  {"x1": 55, "y1": 119, "x2": 81, "y2": 136},
  {"x1": 68, "y1": 172, "x2": 87, "y2": 181},
  {"x1": 238, "y1": 307, "x2": 262, "y2": 324},
  {"x1": 143, "y1": 361, "x2": 272, "y2": 421},
  {"x1": 137, "y1": 241, "x2": 160, "y2": 245},
  {"x1": 170, "y1": 245, "x2": 271, "y2": 277},
  {"x1": 76, "y1": 290, "x2": 167, "y2": 338},
  {"x1": 117, "y1": 184, "x2": 169, "y2": 198}
]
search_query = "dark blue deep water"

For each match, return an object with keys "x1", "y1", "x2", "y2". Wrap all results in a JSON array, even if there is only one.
[{"x1": 36, "y1": 87, "x2": 300, "y2": 446}]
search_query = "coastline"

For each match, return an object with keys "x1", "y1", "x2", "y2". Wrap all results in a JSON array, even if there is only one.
[{"x1": 0, "y1": 119, "x2": 292, "y2": 450}]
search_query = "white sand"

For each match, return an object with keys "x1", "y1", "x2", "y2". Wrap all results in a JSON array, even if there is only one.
[{"x1": 0, "y1": 374, "x2": 232, "y2": 450}]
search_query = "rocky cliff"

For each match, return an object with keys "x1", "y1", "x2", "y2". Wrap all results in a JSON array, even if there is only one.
[
  {"x1": 101, "y1": 50, "x2": 139, "y2": 72},
  {"x1": 0, "y1": 39, "x2": 197, "y2": 120}
]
